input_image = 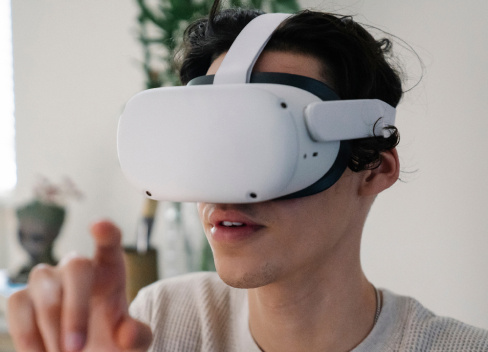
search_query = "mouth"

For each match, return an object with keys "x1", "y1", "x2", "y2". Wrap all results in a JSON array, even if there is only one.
[
  {"x1": 206, "y1": 207, "x2": 265, "y2": 242},
  {"x1": 210, "y1": 221, "x2": 264, "y2": 243}
]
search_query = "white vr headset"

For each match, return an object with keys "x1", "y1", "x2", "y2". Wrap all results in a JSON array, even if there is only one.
[{"x1": 117, "y1": 13, "x2": 396, "y2": 203}]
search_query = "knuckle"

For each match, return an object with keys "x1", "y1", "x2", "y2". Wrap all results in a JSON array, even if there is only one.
[
  {"x1": 7, "y1": 291, "x2": 37, "y2": 338},
  {"x1": 34, "y1": 287, "x2": 62, "y2": 313},
  {"x1": 43, "y1": 300, "x2": 62, "y2": 317},
  {"x1": 62, "y1": 255, "x2": 93, "y2": 273},
  {"x1": 27, "y1": 266, "x2": 63, "y2": 310},
  {"x1": 28, "y1": 263, "x2": 55, "y2": 282},
  {"x1": 7, "y1": 289, "x2": 29, "y2": 311}
]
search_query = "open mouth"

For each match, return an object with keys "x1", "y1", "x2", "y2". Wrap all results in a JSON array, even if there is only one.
[
  {"x1": 210, "y1": 215, "x2": 263, "y2": 242},
  {"x1": 220, "y1": 221, "x2": 245, "y2": 227}
]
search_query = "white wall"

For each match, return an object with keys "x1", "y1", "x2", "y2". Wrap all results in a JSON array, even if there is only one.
[
  {"x1": 304, "y1": 0, "x2": 488, "y2": 329},
  {"x1": 3, "y1": 0, "x2": 488, "y2": 330},
  {"x1": 7, "y1": 0, "x2": 146, "y2": 265},
  {"x1": 5, "y1": 0, "x2": 205, "y2": 280}
]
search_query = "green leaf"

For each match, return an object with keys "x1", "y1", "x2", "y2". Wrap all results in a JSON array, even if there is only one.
[
  {"x1": 135, "y1": 0, "x2": 300, "y2": 89},
  {"x1": 271, "y1": 0, "x2": 300, "y2": 13}
]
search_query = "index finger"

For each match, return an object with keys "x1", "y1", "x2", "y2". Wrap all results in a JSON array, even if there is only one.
[
  {"x1": 91, "y1": 220, "x2": 123, "y2": 266},
  {"x1": 89, "y1": 220, "x2": 127, "y2": 304}
]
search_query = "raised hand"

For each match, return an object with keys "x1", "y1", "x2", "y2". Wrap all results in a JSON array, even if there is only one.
[{"x1": 7, "y1": 220, "x2": 153, "y2": 352}]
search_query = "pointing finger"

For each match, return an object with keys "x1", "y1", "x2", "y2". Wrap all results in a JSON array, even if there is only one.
[
  {"x1": 90, "y1": 220, "x2": 123, "y2": 266},
  {"x1": 91, "y1": 220, "x2": 122, "y2": 252},
  {"x1": 89, "y1": 220, "x2": 127, "y2": 303}
]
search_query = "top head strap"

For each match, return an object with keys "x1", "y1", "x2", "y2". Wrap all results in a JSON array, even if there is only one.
[{"x1": 213, "y1": 13, "x2": 291, "y2": 84}]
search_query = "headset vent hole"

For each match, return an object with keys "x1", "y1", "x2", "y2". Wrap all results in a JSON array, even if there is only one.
[
  {"x1": 303, "y1": 154, "x2": 307, "y2": 159},
  {"x1": 249, "y1": 192, "x2": 257, "y2": 199},
  {"x1": 313, "y1": 152, "x2": 318, "y2": 157},
  {"x1": 281, "y1": 102, "x2": 287, "y2": 109},
  {"x1": 146, "y1": 191, "x2": 152, "y2": 197}
]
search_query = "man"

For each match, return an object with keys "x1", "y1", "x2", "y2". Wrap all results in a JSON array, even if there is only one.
[{"x1": 8, "y1": 1, "x2": 488, "y2": 351}]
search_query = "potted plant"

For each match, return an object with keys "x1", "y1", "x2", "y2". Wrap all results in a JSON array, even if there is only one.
[
  {"x1": 10, "y1": 176, "x2": 82, "y2": 283},
  {"x1": 135, "y1": 0, "x2": 300, "y2": 88}
]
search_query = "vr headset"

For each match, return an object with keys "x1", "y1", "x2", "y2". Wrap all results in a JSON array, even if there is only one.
[{"x1": 117, "y1": 13, "x2": 396, "y2": 203}]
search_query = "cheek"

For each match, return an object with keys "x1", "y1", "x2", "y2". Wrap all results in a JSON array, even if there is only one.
[
  {"x1": 270, "y1": 195, "x2": 333, "y2": 225},
  {"x1": 270, "y1": 191, "x2": 354, "y2": 238},
  {"x1": 264, "y1": 200, "x2": 324, "y2": 246}
]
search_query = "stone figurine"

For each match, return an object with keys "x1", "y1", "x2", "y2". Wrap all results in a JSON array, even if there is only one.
[{"x1": 9, "y1": 176, "x2": 81, "y2": 284}]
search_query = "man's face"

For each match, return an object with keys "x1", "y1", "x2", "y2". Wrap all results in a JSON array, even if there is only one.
[{"x1": 198, "y1": 51, "x2": 369, "y2": 289}]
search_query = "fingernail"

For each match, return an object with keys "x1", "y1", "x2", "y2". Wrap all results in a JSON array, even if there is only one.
[{"x1": 64, "y1": 332, "x2": 86, "y2": 351}]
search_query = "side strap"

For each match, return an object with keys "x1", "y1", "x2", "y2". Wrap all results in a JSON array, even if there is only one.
[{"x1": 305, "y1": 100, "x2": 396, "y2": 141}]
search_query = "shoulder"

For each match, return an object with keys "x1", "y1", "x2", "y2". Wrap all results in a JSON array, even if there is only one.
[
  {"x1": 130, "y1": 271, "x2": 241, "y2": 321},
  {"x1": 387, "y1": 290, "x2": 488, "y2": 351},
  {"x1": 136, "y1": 271, "x2": 231, "y2": 299},
  {"x1": 129, "y1": 272, "x2": 248, "y2": 351}
]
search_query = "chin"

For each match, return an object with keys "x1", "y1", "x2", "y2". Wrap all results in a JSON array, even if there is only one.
[{"x1": 214, "y1": 257, "x2": 276, "y2": 289}]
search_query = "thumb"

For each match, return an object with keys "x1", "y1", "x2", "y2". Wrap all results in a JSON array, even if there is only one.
[{"x1": 116, "y1": 315, "x2": 153, "y2": 351}]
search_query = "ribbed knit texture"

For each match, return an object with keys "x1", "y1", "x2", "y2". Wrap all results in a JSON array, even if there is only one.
[
  {"x1": 130, "y1": 272, "x2": 488, "y2": 351},
  {"x1": 398, "y1": 300, "x2": 488, "y2": 351}
]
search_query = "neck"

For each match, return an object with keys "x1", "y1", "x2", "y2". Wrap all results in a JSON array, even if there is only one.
[{"x1": 247, "y1": 246, "x2": 377, "y2": 352}]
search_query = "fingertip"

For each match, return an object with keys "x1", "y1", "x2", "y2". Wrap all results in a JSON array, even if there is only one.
[
  {"x1": 90, "y1": 219, "x2": 118, "y2": 234},
  {"x1": 90, "y1": 220, "x2": 122, "y2": 247}
]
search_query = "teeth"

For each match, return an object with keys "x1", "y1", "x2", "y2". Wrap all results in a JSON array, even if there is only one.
[{"x1": 222, "y1": 221, "x2": 244, "y2": 227}]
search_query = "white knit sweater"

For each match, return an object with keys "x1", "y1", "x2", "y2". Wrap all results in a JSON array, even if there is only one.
[{"x1": 129, "y1": 272, "x2": 488, "y2": 351}]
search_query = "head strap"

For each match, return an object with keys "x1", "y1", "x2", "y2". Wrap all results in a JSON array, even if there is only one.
[{"x1": 213, "y1": 13, "x2": 290, "y2": 85}]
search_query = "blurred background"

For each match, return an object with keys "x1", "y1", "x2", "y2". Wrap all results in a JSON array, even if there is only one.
[{"x1": 1, "y1": 0, "x2": 487, "y2": 331}]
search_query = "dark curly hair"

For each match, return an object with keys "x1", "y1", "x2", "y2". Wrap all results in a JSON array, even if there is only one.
[{"x1": 176, "y1": 0, "x2": 403, "y2": 172}]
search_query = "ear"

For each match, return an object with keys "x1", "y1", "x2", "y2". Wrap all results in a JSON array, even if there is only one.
[{"x1": 358, "y1": 148, "x2": 400, "y2": 196}]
